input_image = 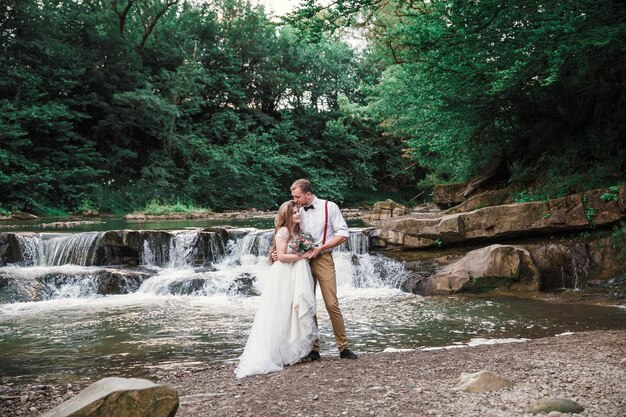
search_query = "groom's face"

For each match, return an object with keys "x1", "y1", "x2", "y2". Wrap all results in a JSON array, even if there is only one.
[{"x1": 291, "y1": 187, "x2": 312, "y2": 208}]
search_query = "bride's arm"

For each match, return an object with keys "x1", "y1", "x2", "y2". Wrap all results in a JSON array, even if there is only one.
[{"x1": 275, "y1": 227, "x2": 308, "y2": 263}]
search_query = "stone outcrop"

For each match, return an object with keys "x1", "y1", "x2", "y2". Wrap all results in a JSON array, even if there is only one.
[
  {"x1": 398, "y1": 233, "x2": 626, "y2": 295},
  {"x1": 409, "y1": 245, "x2": 540, "y2": 295},
  {"x1": 445, "y1": 189, "x2": 512, "y2": 214},
  {"x1": 369, "y1": 185, "x2": 626, "y2": 250},
  {"x1": 432, "y1": 182, "x2": 467, "y2": 208},
  {"x1": 40, "y1": 377, "x2": 179, "y2": 417},
  {"x1": 362, "y1": 199, "x2": 407, "y2": 223}
]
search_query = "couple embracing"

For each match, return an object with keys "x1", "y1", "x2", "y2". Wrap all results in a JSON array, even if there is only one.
[{"x1": 235, "y1": 179, "x2": 357, "y2": 379}]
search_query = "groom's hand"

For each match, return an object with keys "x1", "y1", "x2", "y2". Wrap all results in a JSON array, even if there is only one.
[
  {"x1": 271, "y1": 250, "x2": 278, "y2": 262},
  {"x1": 310, "y1": 247, "x2": 323, "y2": 258}
]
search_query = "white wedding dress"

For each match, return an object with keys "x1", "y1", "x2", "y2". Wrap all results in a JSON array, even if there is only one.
[{"x1": 234, "y1": 235, "x2": 318, "y2": 379}]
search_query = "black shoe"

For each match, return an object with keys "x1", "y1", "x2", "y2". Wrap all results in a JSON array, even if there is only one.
[
  {"x1": 340, "y1": 348, "x2": 358, "y2": 360},
  {"x1": 303, "y1": 350, "x2": 321, "y2": 361}
]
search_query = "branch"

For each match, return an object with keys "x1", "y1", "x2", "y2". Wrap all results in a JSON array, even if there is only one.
[
  {"x1": 137, "y1": 0, "x2": 179, "y2": 56},
  {"x1": 111, "y1": 0, "x2": 135, "y2": 35}
]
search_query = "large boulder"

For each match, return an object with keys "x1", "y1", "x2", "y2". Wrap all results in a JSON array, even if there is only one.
[
  {"x1": 40, "y1": 377, "x2": 179, "y2": 417},
  {"x1": 411, "y1": 245, "x2": 540, "y2": 295}
]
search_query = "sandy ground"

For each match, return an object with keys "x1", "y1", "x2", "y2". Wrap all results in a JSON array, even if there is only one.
[{"x1": 4, "y1": 329, "x2": 624, "y2": 417}]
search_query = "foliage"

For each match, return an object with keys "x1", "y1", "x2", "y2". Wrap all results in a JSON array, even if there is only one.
[
  {"x1": 292, "y1": 1, "x2": 626, "y2": 196},
  {"x1": 600, "y1": 186, "x2": 620, "y2": 203},
  {"x1": 137, "y1": 200, "x2": 210, "y2": 216},
  {"x1": 4, "y1": 0, "x2": 623, "y2": 214},
  {"x1": 611, "y1": 222, "x2": 626, "y2": 261},
  {"x1": 0, "y1": 0, "x2": 414, "y2": 213}
]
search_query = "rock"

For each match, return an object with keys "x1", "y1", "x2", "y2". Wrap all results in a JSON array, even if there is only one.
[
  {"x1": 39, "y1": 377, "x2": 179, "y2": 417},
  {"x1": 362, "y1": 200, "x2": 407, "y2": 224},
  {"x1": 372, "y1": 185, "x2": 626, "y2": 249},
  {"x1": 95, "y1": 269, "x2": 151, "y2": 295},
  {"x1": 452, "y1": 370, "x2": 513, "y2": 393},
  {"x1": 11, "y1": 211, "x2": 38, "y2": 220},
  {"x1": 414, "y1": 245, "x2": 540, "y2": 295},
  {"x1": 445, "y1": 189, "x2": 512, "y2": 214},
  {"x1": 433, "y1": 182, "x2": 468, "y2": 208},
  {"x1": 524, "y1": 398, "x2": 585, "y2": 414},
  {"x1": 525, "y1": 243, "x2": 590, "y2": 289}
]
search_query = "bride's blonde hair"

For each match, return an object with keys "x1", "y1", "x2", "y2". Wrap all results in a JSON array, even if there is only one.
[{"x1": 268, "y1": 201, "x2": 300, "y2": 262}]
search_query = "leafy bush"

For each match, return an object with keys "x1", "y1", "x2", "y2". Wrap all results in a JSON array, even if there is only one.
[{"x1": 137, "y1": 200, "x2": 210, "y2": 216}]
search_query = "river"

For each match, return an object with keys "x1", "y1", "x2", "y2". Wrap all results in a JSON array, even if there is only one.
[{"x1": 1, "y1": 220, "x2": 625, "y2": 385}]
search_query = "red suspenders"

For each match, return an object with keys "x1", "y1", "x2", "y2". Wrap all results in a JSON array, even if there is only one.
[{"x1": 322, "y1": 200, "x2": 329, "y2": 245}]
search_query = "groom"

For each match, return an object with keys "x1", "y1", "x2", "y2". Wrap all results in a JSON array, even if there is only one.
[{"x1": 289, "y1": 178, "x2": 358, "y2": 360}]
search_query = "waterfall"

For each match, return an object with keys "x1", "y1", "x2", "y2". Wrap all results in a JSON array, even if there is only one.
[
  {"x1": 227, "y1": 229, "x2": 274, "y2": 260},
  {"x1": 1, "y1": 228, "x2": 407, "y2": 302},
  {"x1": 44, "y1": 232, "x2": 104, "y2": 266},
  {"x1": 570, "y1": 247, "x2": 590, "y2": 290},
  {"x1": 166, "y1": 232, "x2": 198, "y2": 268},
  {"x1": 339, "y1": 229, "x2": 370, "y2": 255},
  {"x1": 13, "y1": 232, "x2": 104, "y2": 266},
  {"x1": 13, "y1": 233, "x2": 44, "y2": 266}
]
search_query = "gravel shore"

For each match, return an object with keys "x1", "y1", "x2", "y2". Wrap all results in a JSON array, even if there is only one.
[{"x1": 5, "y1": 329, "x2": 624, "y2": 417}]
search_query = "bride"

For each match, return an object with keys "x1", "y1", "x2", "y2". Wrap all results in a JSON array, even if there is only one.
[{"x1": 234, "y1": 201, "x2": 318, "y2": 378}]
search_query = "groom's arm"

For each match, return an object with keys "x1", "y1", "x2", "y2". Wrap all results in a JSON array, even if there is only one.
[{"x1": 310, "y1": 202, "x2": 349, "y2": 256}]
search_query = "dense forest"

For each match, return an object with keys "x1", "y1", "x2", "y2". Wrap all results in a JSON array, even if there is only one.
[{"x1": 1, "y1": 0, "x2": 625, "y2": 215}]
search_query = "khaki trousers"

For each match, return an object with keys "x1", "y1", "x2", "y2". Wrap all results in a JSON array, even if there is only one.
[{"x1": 309, "y1": 253, "x2": 349, "y2": 352}]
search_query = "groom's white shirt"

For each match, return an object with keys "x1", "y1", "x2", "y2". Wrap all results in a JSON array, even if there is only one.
[{"x1": 300, "y1": 196, "x2": 349, "y2": 248}]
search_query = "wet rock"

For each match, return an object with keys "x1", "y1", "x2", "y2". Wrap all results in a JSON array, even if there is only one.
[
  {"x1": 96, "y1": 269, "x2": 151, "y2": 295},
  {"x1": 169, "y1": 278, "x2": 207, "y2": 295},
  {"x1": 452, "y1": 370, "x2": 514, "y2": 393},
  {"x1": 524, "y1": 398, "x2": 585, "y2": 414},
  {"x1": 229, "y1": 273, "x2": 258, "y2": 296},
  {"x1": 40, "y1": 377, "x2": 179, "y2": 417}
]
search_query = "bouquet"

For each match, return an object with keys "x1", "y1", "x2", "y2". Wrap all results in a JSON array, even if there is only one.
[{"x1": 288, "y1": 232, "x2": 317, "y2": 255}]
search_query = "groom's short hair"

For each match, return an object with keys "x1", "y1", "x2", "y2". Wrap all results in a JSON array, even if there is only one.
[{"x1": 291, "y1": 179, "x2": 313, "y2": 193}]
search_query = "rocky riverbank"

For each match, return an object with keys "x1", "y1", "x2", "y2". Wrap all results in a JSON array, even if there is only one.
[{"x1": 3, "y1": 330, "x2": 624, "y2": 417}]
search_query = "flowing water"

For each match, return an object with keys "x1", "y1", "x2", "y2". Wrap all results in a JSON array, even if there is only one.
[{"x1": 1, "y1": 226, "x2": 625, "y2": 386}]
